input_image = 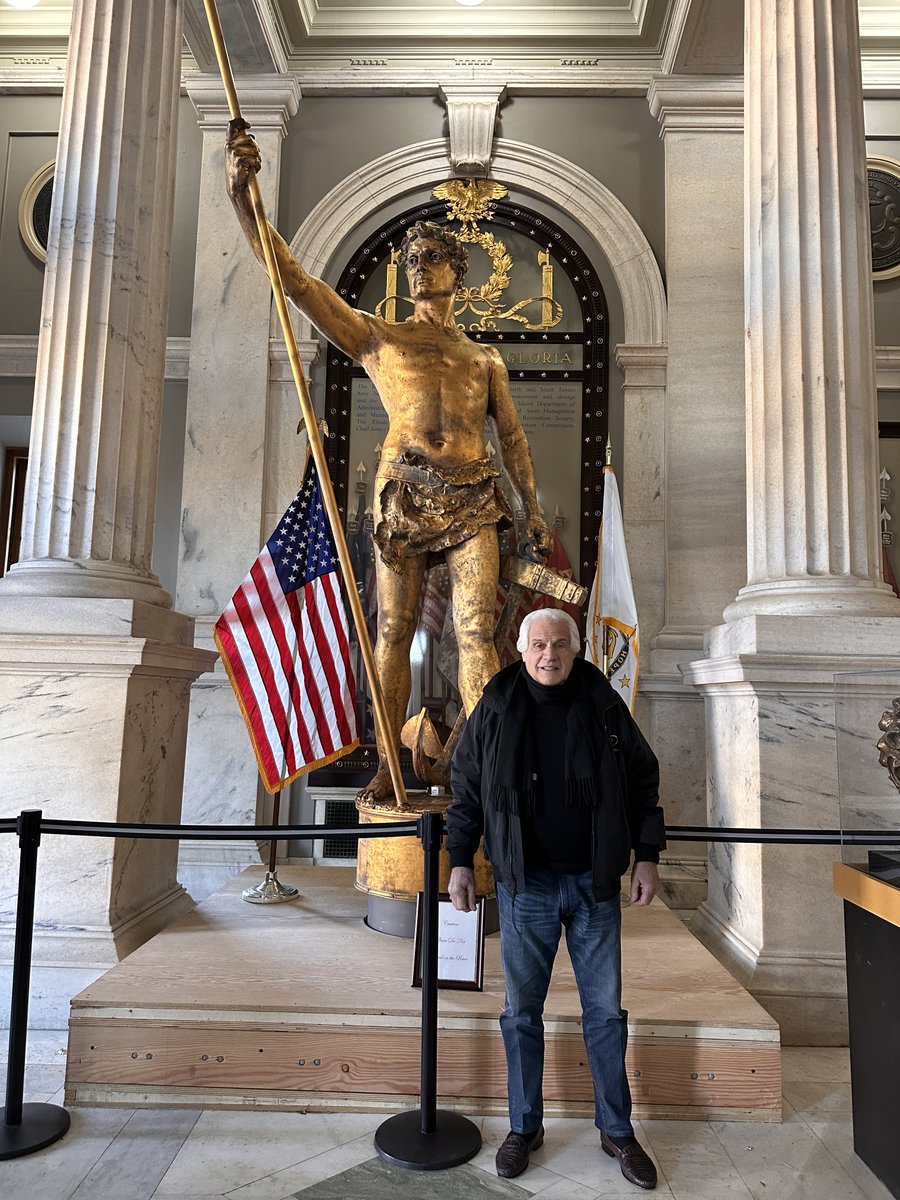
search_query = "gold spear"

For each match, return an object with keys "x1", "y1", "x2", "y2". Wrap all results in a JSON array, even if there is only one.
[{"x1": 201, "y1": 0, "x2": 408, "y2": 808}]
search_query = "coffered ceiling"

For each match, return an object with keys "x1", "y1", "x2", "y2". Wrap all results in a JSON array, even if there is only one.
[{"x1": 1, "y1": 1, "x2": 899, "y2": 92}]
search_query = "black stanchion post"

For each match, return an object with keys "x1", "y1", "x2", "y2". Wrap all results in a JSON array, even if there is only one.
[
  {"x1": 418, "y1": 807, "x2": 440, "y2": 1136},
  {"x1": 373, "y1": 809, "x2": 482, "y2": 1171},
  {"x1": 1, "y1": 809, "x2": 70, "y2": 1160}
]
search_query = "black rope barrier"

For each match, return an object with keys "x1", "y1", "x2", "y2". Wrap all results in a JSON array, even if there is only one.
[
  {"x1": 2, "y1": 807, "x2": 898, "y2": 1166},
  {"x1": 0, "y1": 807, "x2": 481, "y2": 1167},
  {"x1": 2, "y1": 819, "x2": 896, "y2": 845}
]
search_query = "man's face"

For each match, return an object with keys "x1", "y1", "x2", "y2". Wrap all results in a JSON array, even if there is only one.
[
  {"x1": 522, "y1": 618, "x2": 576, "y2": 686},
  {"x1": 405, "y1": 238, "x2": 458, "y2": 300}
]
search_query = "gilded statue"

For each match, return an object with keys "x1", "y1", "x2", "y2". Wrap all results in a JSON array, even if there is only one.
[{"x1": 225, "y1": 126, "x2": 553, "y2": 802}]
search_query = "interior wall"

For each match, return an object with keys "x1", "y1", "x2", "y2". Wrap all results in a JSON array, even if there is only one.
[
  {"x1": 0, "y1": 93, "x2": 60, "y2": 336},
  {"x1": 865, "y1": 98, "x2": 900, "y2": 344},
  {"x1": 169, "y1": 94, "x2": 203, "y2": 337},
  {"x1": 278, "y1": 94, "x2": 666, "y2": 505}
]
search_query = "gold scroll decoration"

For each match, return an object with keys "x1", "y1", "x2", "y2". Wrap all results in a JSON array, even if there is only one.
[{"x1": 375, "y1": 178, "x2": 564, "y2": 332}]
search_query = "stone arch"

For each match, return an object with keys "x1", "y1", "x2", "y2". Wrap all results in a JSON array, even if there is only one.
[
  {"x1": 288, "y1": 137, "x2": 667, "y2": 348},
  {"x1": 286, "y1": 138, "x2": 667, "y2": 659}
]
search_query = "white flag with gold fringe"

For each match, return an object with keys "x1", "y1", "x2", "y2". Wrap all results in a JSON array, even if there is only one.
[{"x1": 585, "y1": 463, "x2": 639, "y2": 711}]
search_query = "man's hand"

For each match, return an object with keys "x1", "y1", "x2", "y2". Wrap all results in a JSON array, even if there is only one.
[
  {"x1": 225, "y1": 125, "x2": 261, "y2": 200},
  {"x1": 630, "y1": 861, "x2": 660, "y2": 906},
  {"x1": 449, "y1": 866, "x2": 477, "y2": 912}
]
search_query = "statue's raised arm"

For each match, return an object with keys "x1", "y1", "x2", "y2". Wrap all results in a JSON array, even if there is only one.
[{"x1": 225, "y1": 124, "x2": 377, "y2": 363}]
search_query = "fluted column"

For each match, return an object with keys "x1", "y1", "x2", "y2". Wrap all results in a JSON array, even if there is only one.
[
  {"x1": 1, "y1": 0, "x2": 182, "y2": 606},
  {"x1": 732, "y1": 0, "x2": 898, "y2": 618},
  {"x1": 0, "y1": 0, "x2": 217, "y2": 1026},
  {"x1": 685, "y1": 0, "x2": 900, "y2": 1044}
]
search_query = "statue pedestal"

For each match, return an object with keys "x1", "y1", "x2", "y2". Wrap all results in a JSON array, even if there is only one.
[{"x1": 355, "y1": 792, "x2": 497, "y2": 938}]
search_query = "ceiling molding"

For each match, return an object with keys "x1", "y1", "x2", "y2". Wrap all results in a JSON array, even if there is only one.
[
  {"x1": 859, "y1": 4, "x2": 900, "y2": 45},
  {"x1": 182, "y1": 0, "x2": 286, "y2": 75},
  {"x1": 5, "y1": 2, "x2": 900, "y2": 100},
  {"x1": 659, "y1": 0, "x2": 742, "y2": 77},
  {"x1": 288, "y1": 0, "x2": 657, "y2": 43},
  {"x1": 862, "y1": 53, "x2": 900, "y2": 94},
  {"x1": 0, "y1": 60, "x2": 68, "y2": 94},
  {"x1": 0, "y1": 6, "x2": 71, "y2": 42},
  {"x1": 290, "y1": 58, "x2": 660, "y2": 96}
]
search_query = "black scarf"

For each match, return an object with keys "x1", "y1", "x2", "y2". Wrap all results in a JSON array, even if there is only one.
[{"x1": 492, "y1": 661, "x2": 602, "y2": 814}]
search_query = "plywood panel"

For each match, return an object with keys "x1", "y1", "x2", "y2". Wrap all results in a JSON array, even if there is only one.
[{"x1": 67, "y1": 866, "x2": 781, "y2": 1120}]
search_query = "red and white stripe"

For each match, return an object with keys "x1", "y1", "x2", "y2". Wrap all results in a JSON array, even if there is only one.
[{"x1": 215, "y1": 546, "x2": 357, "y2": 792}]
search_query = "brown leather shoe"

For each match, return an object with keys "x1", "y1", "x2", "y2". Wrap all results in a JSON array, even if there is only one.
[
  {"x1": 495, "y1": 1125, "x2": 544, "y2": 1178},
  {"x1": 600, "y1": 1131, "x2": 658, "y2": 1189}
]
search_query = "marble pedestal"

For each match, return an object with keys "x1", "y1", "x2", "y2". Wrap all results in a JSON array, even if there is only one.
[
  {"x1": 0, "y1": 597, "x2": 216, "y2": 1026},
  {"x1": 644, "y1": 633, "x2": 712, "y2": 910},
  {"x1": 683, "y1": 615, "x2": 900, "y2": 1044}
]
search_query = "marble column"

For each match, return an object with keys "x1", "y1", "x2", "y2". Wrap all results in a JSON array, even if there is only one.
[
  {"x1": 684, "y1": 0, "x2": 900, "y2": 1042},
  {"x1": 641, "y1": 78, "x2": 745, "y2": 908},
  {"x1": 0, "y1": 0, "x2": 216, "y2": 1025},
  {"x1": 176, "y1": 76, "x2": 301, "y2": 888}
]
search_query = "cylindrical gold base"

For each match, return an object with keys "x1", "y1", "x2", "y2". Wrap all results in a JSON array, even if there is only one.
[{"x1": 355, "y1": 792, "x2": 494, "y2": 900}]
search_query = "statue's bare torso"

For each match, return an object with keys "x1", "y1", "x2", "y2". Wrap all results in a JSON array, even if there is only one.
[{"x1": 226, "y1": 128, "x2": 551, "y2": 801}]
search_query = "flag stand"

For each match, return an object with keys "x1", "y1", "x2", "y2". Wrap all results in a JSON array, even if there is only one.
[{"x1": 242, "y1": 790, "x2": 299, "y2": 904}]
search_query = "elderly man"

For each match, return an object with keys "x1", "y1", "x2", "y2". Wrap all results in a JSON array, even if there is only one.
[
  {"x1": 447, "y1": 609, "x2": 665, "y2": 1189},
  {"x1": 225, "y1": 128, "x2": 552, "y2": 800}
]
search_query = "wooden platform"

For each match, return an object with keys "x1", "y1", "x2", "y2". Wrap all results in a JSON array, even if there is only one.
[{"x1": 65, "y1": 866, "x2": 781, "y2": 1121}]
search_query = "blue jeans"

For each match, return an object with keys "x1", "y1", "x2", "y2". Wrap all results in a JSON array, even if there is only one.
[{"x1": 497, "y1": 868, "x2": 632, "y2": 1137}]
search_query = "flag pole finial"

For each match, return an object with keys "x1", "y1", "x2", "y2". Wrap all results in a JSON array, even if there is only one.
[{"x1": 605, "y1": 436, "x2": 613, "y2": 467}]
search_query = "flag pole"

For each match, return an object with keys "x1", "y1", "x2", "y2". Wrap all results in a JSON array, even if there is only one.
[
  {"x1": 202, "y1": 0, "x2": 408, "y2": 807},
  {"x1": 602, "y1": 437, "x2": 613, "y2": 676}
]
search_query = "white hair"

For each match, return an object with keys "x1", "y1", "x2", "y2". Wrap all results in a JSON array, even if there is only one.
[{"x1": 516, "y1": 608, "x2": 581, "y2": 654}]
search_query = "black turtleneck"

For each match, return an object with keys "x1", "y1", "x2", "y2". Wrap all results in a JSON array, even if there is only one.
[{"x1": 521, "y1": 668, "x2": 593, "y2": 873}]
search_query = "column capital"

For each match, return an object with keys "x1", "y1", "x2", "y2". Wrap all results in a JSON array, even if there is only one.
[
  {"x1": 186, "y1": 73, "x2": 301, "y2": 133},
  {"x1": 876, "y1": 345, "x2": 900, "y2": 390},
  {"x1": 648, "y1": 75, "x2": 744, "y2": 135},
  {"x1": 615, "y1": 342, "x2": 668, "y2": 387},
  {"x1": 438, "y1": 82, "x2": 508, "y2": 178}
]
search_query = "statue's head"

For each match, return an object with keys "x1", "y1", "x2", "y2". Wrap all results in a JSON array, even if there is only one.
[{"x1": 399, "y1": 220, "x2": 468, "y2": 288}]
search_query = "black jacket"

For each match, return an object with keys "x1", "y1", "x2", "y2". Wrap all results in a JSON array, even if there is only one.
[{"x1": 447, "y1": 658, "x2": 666, "y2": 900}]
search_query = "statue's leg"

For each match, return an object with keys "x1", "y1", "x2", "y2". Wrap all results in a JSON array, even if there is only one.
[
  {"x1": 361, "y1": 547, "x2": 428, "y2": 801},
  {"x1": 445, "y1": 526, "x2": 502, "y2": 716}
]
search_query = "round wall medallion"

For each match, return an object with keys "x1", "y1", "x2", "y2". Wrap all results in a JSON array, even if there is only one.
[
  {"x1": 18, "y1": 159, "x2": 55, "y2": 264},
  {"x1": 868, "y1": 155, "x2": 900, "y2": 281}
]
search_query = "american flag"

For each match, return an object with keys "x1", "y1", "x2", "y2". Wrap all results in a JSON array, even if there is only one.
[{"x1": 214, "y1": 455, "x2": 359, "y2": 793}]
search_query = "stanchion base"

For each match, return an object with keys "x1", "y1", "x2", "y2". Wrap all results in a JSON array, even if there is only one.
[
  {"x1": 0, "y1": 1103, "x2": 70, "y2": 1160},
  {"x1": 241, "y1": 872, "x2": 300, "y2": 904},
  {"x1": 374, "y1": 1108, "x2": 481, "y2": 1171}
]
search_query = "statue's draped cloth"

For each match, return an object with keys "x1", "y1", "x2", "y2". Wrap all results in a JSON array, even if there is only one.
[{"x1": 374, "y1": 451, "x2": 513, "y2": 573}]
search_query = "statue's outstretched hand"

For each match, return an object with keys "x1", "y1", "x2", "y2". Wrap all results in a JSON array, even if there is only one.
[{"x1": 225, "y1": 123, "x2": 261, "y2": 199}]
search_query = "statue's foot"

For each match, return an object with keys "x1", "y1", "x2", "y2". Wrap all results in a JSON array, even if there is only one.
[{"x1": 356, "y1": 766, "x2": 398, "y2": 806}]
